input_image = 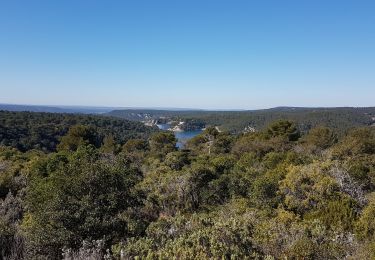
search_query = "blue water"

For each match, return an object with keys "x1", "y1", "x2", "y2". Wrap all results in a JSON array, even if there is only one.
[{"x1": 157, "y1": 124, "x2": 203, "y2": 148}]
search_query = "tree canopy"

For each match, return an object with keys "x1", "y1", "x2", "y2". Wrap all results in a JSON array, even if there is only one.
[{"x1": 0, "y1": 111, "x2": 374, "y2": 259}]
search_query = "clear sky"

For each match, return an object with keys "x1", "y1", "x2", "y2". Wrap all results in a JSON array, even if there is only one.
[{"x1": 0, "y1": 0, "x2": 374, "y2": 109}]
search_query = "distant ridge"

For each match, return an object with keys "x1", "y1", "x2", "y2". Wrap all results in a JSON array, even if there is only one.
[
  {"x1": 107, "y1": 106, "x2": 375, "y2": 134},
  {"x1": 0, "y1": 104, "x2": 114, "y2": 114},
  {"x1": 2, "y1": 103, "x2": 374, "y2": 114},
  {"x1": 0, "y1": 103, "x2": 208, "y2": 114}
]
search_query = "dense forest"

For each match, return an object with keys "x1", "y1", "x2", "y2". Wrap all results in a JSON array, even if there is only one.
[
  {"x1": 0, "y1": 111, "x2": 158, "y2": 152},
  {"x1": 0, "y1": 104, "x2": 115, "y2": 114},
  {"x1": 0, "y1": 111, "x2": 375, "y2": 259},
  {"x1": 108, "y1": 107, "x2": 375, "y2": 134}
]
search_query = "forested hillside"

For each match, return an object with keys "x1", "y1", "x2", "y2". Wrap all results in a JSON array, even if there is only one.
[
  {"x1": 0, "y1": 104, "x2": 115, "y2": 114},
  {"x1": 1, "y1": 112, "x2": 375, "y2": 259},
  {"x1": 0, "y1": 111, "x2": 158, "y2": 152},
  {"x1": 108, "y1": 107, "x2": 375, "y2": 134}
]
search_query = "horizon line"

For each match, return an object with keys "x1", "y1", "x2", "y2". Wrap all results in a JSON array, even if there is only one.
[{"x1": 1, "y1": 102, "x2": 374, "y2": 112}]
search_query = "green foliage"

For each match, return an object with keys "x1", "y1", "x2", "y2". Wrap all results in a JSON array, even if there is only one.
[
  {"x1": 231, "y1": 122, "x2": 300, "y2": 157},
  {"x1": 57, "y1": 125, "x2": 100, "y2": 151},
  {"x1": 101, "y1": 134, "x2": 117, "y2": 153},
  {"x1": 344, "y1": 155, "x2": 375, "y2": 191},
  {"x1": 265, "y1": 120, "x2": 300, "y2": 141},
  {"x1": 186, "y1": 127, "x2": 234, "y2": 155},
  {"x1": 356, "y1": 194, "x2": 375, "y2": 240},
  {"x1": 279, "y1": 162, "x2": 340, "y2": 215},
  {"x1": 0, "y1": 146, "x2": 40, "y2": 199},
  {"x1": 306, "y1": 196, "x2": 357, "y2": 231},
  {"x1": 140, "y1": 161, "x2": 216, "y2": 215},
  {"x1": 122, "y1": 139, "x2": 149, "y2": 153},
  {"x1": 0, "y1": 114, "x2": 374, "y2": 259},
  {"x1": 303, "y1": 126, "x2": 337, "y2": 150},
  {"x1": 24, "y1": 146, "x2": 145, "y2": 259},
  {"x1": 211, "y1": 154, "x2": 235, "y2": 174},
  {"x1": 250, "y1": 169, "x2": 283, "y2": 208},
  {"x1": 119, "y1": 200, "x2": 262, "y2": 259},
  {"x1": 0, "y1": 110, "x2": 157, "y2": 152},
  {"x1": 231, "y1": 132, "x2": 273, "y2": 157},
  {"x1": 164, "y1": 151, "x2": 191, "y2": 170},
  {"x1": 333, "y1": 127, "x2": 375, "y2": 158},
  {"x1": 253, "y1": 209, "x2": 355, "y2": 259},
  {"x1": 0, "y1": 192, "x2": 24, "y2": 259},
  {"x1": 149, "y1": 131, "x2": 177, "y2": 157}
]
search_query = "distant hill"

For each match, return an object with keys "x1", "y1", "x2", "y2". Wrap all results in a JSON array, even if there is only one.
[
  {"x1": 107, "y1": 107, "x2": 375, "y2": 134},
  {"x1": 0, "y1": 104, "x2": 116, "y2": 114},
  {"x1": 0, "y1": 104, "x2": 206, "y2": 114},
  {"x1": 0, "y1": 111, "x2": 158, "y2": 152}
]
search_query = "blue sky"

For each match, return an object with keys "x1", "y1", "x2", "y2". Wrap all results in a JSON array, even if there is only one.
[{"x1": 0, "y1": 0, "x2": 374, "y2": 109}]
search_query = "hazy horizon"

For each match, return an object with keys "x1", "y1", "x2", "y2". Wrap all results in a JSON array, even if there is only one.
[
  {"x1": 1, "y1": 1, "x2": 374, "y2": 108},
  {"x1": 1, "y1": 102, "x2": 375, "y2": 112}
]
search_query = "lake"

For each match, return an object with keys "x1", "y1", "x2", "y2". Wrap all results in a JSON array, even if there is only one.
[{"x1": 156, "y1": 124, "x2": 203, "y2": 148}]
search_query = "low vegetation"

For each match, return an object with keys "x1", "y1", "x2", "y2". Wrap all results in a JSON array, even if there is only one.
[{"x1": 0, "y1": 111, "x2": 375, "y2": 259}]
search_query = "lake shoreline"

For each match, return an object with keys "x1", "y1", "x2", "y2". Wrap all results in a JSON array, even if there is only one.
[{"x1": 156, "y1": 123, "x2": 203, "y2": 148}]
